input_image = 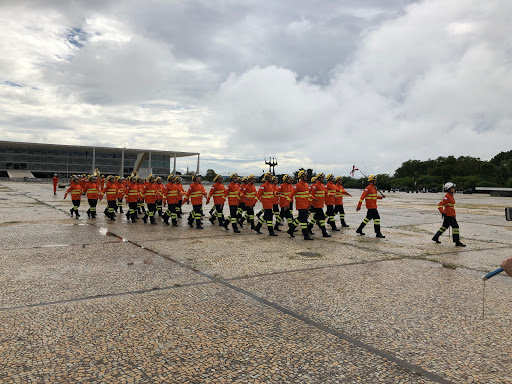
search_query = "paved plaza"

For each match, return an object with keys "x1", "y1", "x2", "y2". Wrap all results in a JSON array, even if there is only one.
[{"x1": 1, "y1": 181, "x2": 511, "y2": 383}]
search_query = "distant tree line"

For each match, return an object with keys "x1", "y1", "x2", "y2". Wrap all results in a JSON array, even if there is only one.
[{"x1": 202, "y1": 150, "x2": 512, "y2": 191}]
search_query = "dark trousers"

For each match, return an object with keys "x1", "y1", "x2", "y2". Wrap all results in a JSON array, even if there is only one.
[
  {"x1": 191, "y1": 204, "x2": 203, "y2": 225},
  {"x1": 87, "y1": 198, "x2": 97, "y2": 212},
  {"x1": 280, "y1": 207, "x2": 294, "y2": 226},
  {"x1": 359, "y1": 208, "x2": 381, "y2": 234},
  {"x1": 434, "y1": 216, "x2": 460, "y2": 243},
  {"x1": 313, "y1": 207, "x2": 327, "y2": 227},
  {"x1": 107, "y1": 200, "x2": 117, "y2": 216}
]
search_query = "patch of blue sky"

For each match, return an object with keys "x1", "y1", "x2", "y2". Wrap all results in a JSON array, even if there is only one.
[
  {"x1": 65, "y1": 27, "x2": 88, "y2": 49},
  {"x1": 0, "y1": 81, "x2": 38, "y2": 90}
]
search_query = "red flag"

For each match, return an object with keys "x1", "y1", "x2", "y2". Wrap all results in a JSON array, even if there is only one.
[{"x1": 350, "y1": 165, "x2": 359, "y2": 177}]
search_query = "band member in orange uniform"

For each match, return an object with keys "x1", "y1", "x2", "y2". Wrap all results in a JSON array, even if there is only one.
[
  {"x1": 83, "y1": 174, "x2": 100, "y2": 218},
  {"x1": 255, "y1": 172, "x2": 277, "y2": 236},
  {"x1": 113, "y1": 176, "x2": 125, "y2": 214},
  {"x1": 324, "y1": 174, "x2": 339, "y2": 231},
  {"x1": 52, "y1": 173, "x2": 59, "y2": 195},
  {"x1": 142, "y1": 175, "x2": 159, "y2": 224},
  {"x1": 356, "y1": 175, "x2": 385, "y2": 238},
  {"x1": 206, "y1": 174, "x2": 226, "y2": 226},
  {"x1": 124, "y1": 173, "x2": 140, "y2": 223},
  {"x1": 155, "y1": 177, "x2": 164, "y2": 216},
  {"x1": 102, "y1": 175, "x2": 118, "y2": 221},
  {"x1": 64, "y1": 175, "x2": 83, "y2": 218},
  {"x1": 222, "y1": 173, "x2": 243, "y2": 233},
  {"x1": 162, "y1": 175, "x2": 181, "y2": 226},
  {"x1": 432, "y1": 182, "x2": 466, "y2": 247},
  {"x1": 175, "y1": 177, "x2": 185, "y2": 218},
  {"x1": 288, "y1": 170, "x2": 314, "y2": 240},
  {"x1": 185, "y1": 175, "x2": 207, "y2": 229},
  {"x1": 277, "y1": 175, "x2": 295, "y2": 234},
  {"x1": 242, "y1": 175, "x2": 257, "y2": 230},
  {"x1": 310, "y1": 173, "x2": 331, "y2": 237},
  {"x1": 334, "y1": 176, "x2": 351, "y2": 227}
]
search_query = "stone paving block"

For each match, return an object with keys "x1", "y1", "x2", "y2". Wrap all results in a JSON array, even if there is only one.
[
  {"x1": 137, "y1": 234, "x2": 395, "y2": 280},
  {"x1": 0, "y1": 285, "x2": 437, "y2": 384},
  {"x1": 232, "y1": 259, "x2": 512, "y2": 384},
  {"x1": 0, "y1": 242, "x2": 207, "y2": 308},
  {"x1": 0, "y1": 222, "x2": 113, "y2": 249}
]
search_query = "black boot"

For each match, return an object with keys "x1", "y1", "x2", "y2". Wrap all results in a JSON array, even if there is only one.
[
  {"x1": 104, "y1": 207, "x2": 109, "y2": 216},
  {"x1": 131, "y1": 214, "x2": 137, "y2": 223},
  {"x1": 302, "y1": 228, "x2": 313, "y2": 240},
  {"x1": 223, "y1": 219, "x2": 230, "y2": 231},
  {"x1": 356, "y1": 223, "x2": 366, "y2": 236},
  {"x1": 150, "y1": 216, "x2": 157, "y2": 225},
  {"x1": 75, "y1": 211, "x2": 80, "y2": 218},
  {"x1": 219, "y1": 217, "x2": 224, "y2": 227},
  {"x1": 341, "y1": 220, "x2": 349, "y2": 227},
  {"x1": 163, "y1": 213, "x2": 170, "y2": 225},
  {"x1": 274, "y1": 223, "x2": 282, "y2": 232},
  {"x1": 142, "y1": 213, "x2": 148, "y2": 224},
  {"x1": 376, "y1": 233, "x2": 386, "y2": 238},
  {"x1": 119, "y1": 207, "x2": 124, "y2": 213},
  {"x1": 432, "y1": 232, "x2": 442, "y2": 243},
  {"x1": 87, "y1": 209, "x2": 91, "y2": 218},
  {"x1": 287, "y1": 224, "x2": 296, "y2": 237},
  {"x1": 455, "y1": 241, "x2": 466, "y2": 247},
  {"x1": 330, "y1": 223, "x2": 340, "y2": 231},
  {"x1": 249, "y1": 220, "x2": 255, "y2": 230},
  {"x1": 307, "y1": 223, "x2": 315, "y2": 235},
  {"x1": 92, "y1": 212, "x2": 96, "y2": 218},
  {"x1": 209, "y1": 216, "x2": 216, "y2": 225},
  {"x1": 196, "y1": 221, "x2": 203, "y2": 229},
  {"x1": 172, "y1": 218, "x2": 178, "y2": 227},
  {"x1": 321, "y1": 226, "x2": 331, "y2": 238},
  {"x1": 238, "y1": 216, "x2": 246, "y2": 227},
  {"x1": 70, "y1": 208, "x2": 74, "y2": 217},
  {"x1": 110, "y1": 212, "x2": 115, "y2": 221},
  {"x1": 232, "y1": 223, "x2": 240, "y2": 233},
  {"x1": 268, "y1": 226, "x2": 278, "y2": 236},
  {"x1": 254, "y1": 222, "x2": 262, "y2": 234}
]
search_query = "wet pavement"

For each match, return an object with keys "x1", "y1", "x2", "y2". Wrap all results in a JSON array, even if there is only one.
[{"x1": 1, "y1": 181, "x2": 511, "y2": 383}]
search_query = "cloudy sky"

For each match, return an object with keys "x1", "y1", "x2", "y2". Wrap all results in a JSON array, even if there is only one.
[{"x1": 1, "y1": 0, "x2": 511, "y2": 176}]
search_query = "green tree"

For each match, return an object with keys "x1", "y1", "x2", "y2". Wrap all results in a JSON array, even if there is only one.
[{"x1": 204, "y1": 169, "x2": 216, "y2": 182}]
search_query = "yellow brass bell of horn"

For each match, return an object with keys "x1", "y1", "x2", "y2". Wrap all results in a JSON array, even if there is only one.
[
  {"x1": 130, "y1": 170, "x2": 138, "y2": 178},
  {"x1": 93, "y1": 168, "x2": 101, "y2": 177}
]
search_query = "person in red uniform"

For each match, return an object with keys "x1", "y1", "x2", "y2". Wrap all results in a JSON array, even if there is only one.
[
  {"x1": 141, "y1": 175, "x2": 159, "y2": 225},
  {"x1": 277, "y1": 175, "x2": 295, "y2": 234},
  {"x1": 136, "y1": 177, "x2": 145, "y2": 214},
  {"x1": 288, "y1": 170, "x2": 315, "y2": 240},
  {"x1": 206, "y1": 174, "x2": 226, "y2": 226},
  {"x1": 254, "y1": 172, "x2": 277, "y2": 236},
  {"x1": 237, "y1": 177, "x2": 247, "y2": 227},
  {"x1": 356, "y1": 175, "x2": 385, "y2": 238},
  {"x1": 324, "y1": 174, "x2": 340, "y2": 231},
  {"x1": 185, "y1": 175, "x2": 207, "y2": 229},
  {"x1": 432, "y1": 182, "x2": 466, "y2": 247},
  {"x1": 155, "y1": 177, "x2": 164, "y2": 216},
  {"x1": 52, "y1": 173, "x2": 59, "y2": 195},
  {"x1": 124, "y1": 173, "x2": 140, "y2": 223},
  {"x1": 114, "y1": 176, "x2": 125, "y2": 214},
  {"x1": 270, "y1": 176, "x2": 283, "y2": 231},
  {"x1": 242, "y1": 175, "x2": 257, "y2": 230},
  {"x1": 222, "y1": 173, "x2": 243, "y2": 233},
  {"x1": 175, "y1": 177, "x2": 185, "y2": 218},
  {"x1": 83, "y1": 174, "x2": 101, "y2": 218},
  {"x1": 64, "y1": 175, "x2": 83, "y2": 218},
  {"x1": 102, "y1": 175, "x2": 118, "y2": 221},
  {"x1": 309, "y1": 173, "x2": 331, "y2": 238},
  {"x1": 162, "y1": 175, "x2": 180, "y2": 226},
  {"x1": 334, "y1": 176, "x2": 351, "y2": 227}
]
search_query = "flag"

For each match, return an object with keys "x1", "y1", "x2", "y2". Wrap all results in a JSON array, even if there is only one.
[{"x1": 350, "y1": 165, "x2": 359, "y2": 177}]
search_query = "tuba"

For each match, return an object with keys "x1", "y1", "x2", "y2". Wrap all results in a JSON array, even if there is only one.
[{"x1": 93, "y1": 168, "x2": 101, "y2": 178}]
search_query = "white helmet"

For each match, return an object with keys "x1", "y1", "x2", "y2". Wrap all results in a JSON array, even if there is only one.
[{"x1": 444, "y1": 182, "x2": 455, "y2": 191}]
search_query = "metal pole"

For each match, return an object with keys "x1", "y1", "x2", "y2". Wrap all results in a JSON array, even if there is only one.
[
  {"x1": 196, "y1": 153, "x2": 200, "y2": 175},
  {"x1": 92, "y1": 147, "x2": 96, "y2": 173},
  {"x1": 173, "y1": 154, "x2": 177, "y2": 175},
  {"x1": 120, "y1": 148, "x2": 124, "y2": 176},
  {"x1": 149, "y1": 152, "x2": 152, "y2": 172}
]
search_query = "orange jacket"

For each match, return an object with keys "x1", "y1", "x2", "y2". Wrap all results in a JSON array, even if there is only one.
[
  {"x1": 100, "y1": 177, "x2": 105, "y2": 190},
  {"x1": 156, "y1": 183, "x2": 164, "y2": 201},
  {"x1": 256, "y1": 181, "x2": 275, "y2": 209},
  {"x1": 186, "y1": 182, "x2": 207, "y2": 205},
  {"x1": 278, "y1": 183, "x2": 293, "y2": 208},
  {"x1": 52, "y1": 176, "x2": 58, "y2": 185},
  {"x1": 289, "y1": 180, "x2": 313, "y2": 210},
  {"x1": 438, "y1": 193, "x2": 456, "y2": 217},
  {"x1": 243, "y1": 184, "x2": 257, "y2": 206},
  {"x1": 357, "y1": 183, "x2": 382, "y2": 209},
  {"x1": 334, "y1": 184, "x2": 348, "y2": 205},
  {"x1": 163, "y1": 182, "x2": 181, "y2": 204},
  {"x1": 103, "y1": 181, "x2": 118, "y2": 201},
  {"x1": 207, "y1": 182, "x2": 226, "y2": 205},
  {"x1": 125, "y1": 181, "x2": 139, "y2": 203},
  {"x1": 224, "y1": 182, "x2": 243, "y2": 206},
  {"x1": 240, "y1": 183, "x2": 248, "y2": 204},
  {"x1": 325, "y1": 181, "x2": 337, "y2": 206},
  {"x1": 65, "y1": 182, "x2": 83, "y2": 200},
  {"x1": 143, "y1": 182, "x2": 159, "y2": 204},
  {"x1": 177, "y1": 183, "x2": 185, "y2": 201},
  {"x1": 83, "y1": 182, "x2": 100, "y2": 200},
  {"x1": 272, "y1": 184, "x2": 280, "y2": 205},
  {"x1": 310, "y1": 180, "x2": 327, "y2": 208},
  {"x1": 114, "y1": 180, "x2": 125, "y2": 199}
]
